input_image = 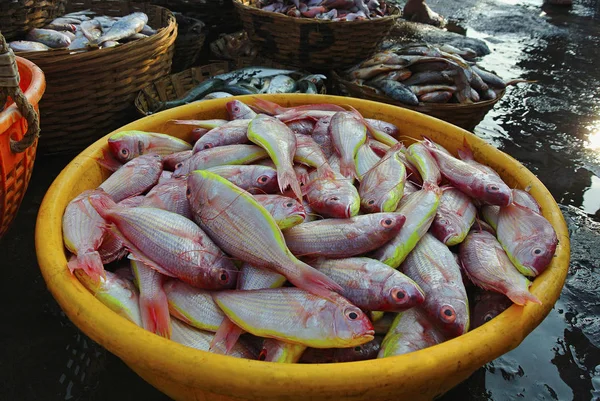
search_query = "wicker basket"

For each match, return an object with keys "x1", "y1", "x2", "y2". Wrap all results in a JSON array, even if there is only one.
[
  {"x1": 0, "y1": 34, "x2": 45, "y2": 238},
  {"x1": 171, "y1": 12, "x2": 207, "y2": 73},
  {"x1": 331, "y1": 70, "x2": 505, "y2": 131},
  {"x1": 0, "y1": 0, "x2": 68, "y2": 42},
  {"x1": 14, "y1": 1, "x2": 177, "y2": 155},
  {"x1": 232, "y1": 0, "x2": 401, "y2": 70},
  {"x1": 134, "y1": 62, "x2": 230, "y2": 116}
]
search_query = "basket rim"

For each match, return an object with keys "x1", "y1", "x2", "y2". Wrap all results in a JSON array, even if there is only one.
[
  {"x1": 331, "y1": 69, "x2": 506, "y2": 110},
  {"x1": 232, "y1": 0, "x2": 401, "y2": 25}
]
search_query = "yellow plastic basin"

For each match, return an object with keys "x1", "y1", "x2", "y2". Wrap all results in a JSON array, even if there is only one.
[{"x1": 35, "y1": 94, "x2": 570, "y2": 401}]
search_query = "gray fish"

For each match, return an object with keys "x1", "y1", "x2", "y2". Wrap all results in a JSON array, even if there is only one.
[
  {"x1": 419, "y1": 91, "x2": 453, "y2": 103},
  {"x1": 471, "y1": 66, "x2": 506, "y2": 89},
  {"x1": 402, "y1": 70, "x2": 456, "y2": 86},
  {"x1": 267, "y1": 75, "x2": 297, "y2": 93},
  {"x1": 9, "y1": 41, "x2": 50, "y2": 52},
  {"x1": 80, "y1": 19, "x2": 102, "y2": 42},
  {"x1": 371, "y1": 80, "x2": 419, "y2": 105},
  {"x1": 26, "y1": 28, "x2": 71, "y2": 48},
  {"x1": 214, "y1": 67, "x2": 298, "y2": 85},
  {"x1": 141, "y1": 24, "x2": 157, "y2": 36},
  {"x1": 95, "y1": 12, "x2": 147, "y2": 44}
]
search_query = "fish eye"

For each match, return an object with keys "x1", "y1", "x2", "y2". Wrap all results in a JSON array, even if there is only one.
[
  {"x1": 285, "y1": 202, "x2": 294, "y2": 207},
  {"x1": 329, "y1": 196, "x2": 340, "y2": 202},
  {"x1": 176, "y1": 162, "x2": 183, "y2": 169},
  {"x1": 487, "y1": 184, "x2": 500, "y2": 193},
  {"x1": 440, "y1": 305, "x2": 456, "y2": 323},
  {"x1": 345, "y1": 308, "x2": 360, "y2": 320},
  {"x1": 219, "y1": 270, "x2": 229, "y2": 282},
  {"x1": 234, "y1": 107, "x2": 240, "y2": 112},
  {"x1": 533, "y1": 248, "x2": 543, "y2": 255},
  {"x1": 484, "y1": 313, "x2": 494, "y2": 323},
  {"x1": 203, "y1": 144, "x2": 213, "y2": 150},
  {"x1": 121, "y1": 148, "x2": 129, "y2": 156},
  {"x1": 258, "y1": 175, "x2": 269, "y2": 184},
  {"x1": 258, "y1": 350, "x2": 267, "y2": 361},
  {"x1": 385, "y1": 128, "x2": 392, "y2": 133},
  {"x1": 367, "y1": 199, "x2": 375, "y2": 205},
  {"x1": 392, "y1": 288, "x2": 408, "y2": 303},
  {"x1": 381, "y1": 218, "x2": 394, "y2": 228},
  {"x1": 354, "y1": 346, "x2": 362, "y2": 352},
  {"x1": 186, "y1": 188, "x2": 191, "y2": 196}
]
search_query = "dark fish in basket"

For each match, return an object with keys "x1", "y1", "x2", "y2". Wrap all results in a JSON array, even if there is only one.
[
  {"x1": 370, "y1": 80, "x2": 420, "y2": 105},
  {"x1": 214, "y1": 67, "x2": 299, "y2": 85}
]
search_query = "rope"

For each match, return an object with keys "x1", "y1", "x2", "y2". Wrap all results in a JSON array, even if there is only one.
[{"x1": 0, "y1": 31, "x2": 41, "y2": 153}]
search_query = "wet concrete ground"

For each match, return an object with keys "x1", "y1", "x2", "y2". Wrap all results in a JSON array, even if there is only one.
[{"x1": 1, "y1": 0, "x2": 599, "y2": 399}]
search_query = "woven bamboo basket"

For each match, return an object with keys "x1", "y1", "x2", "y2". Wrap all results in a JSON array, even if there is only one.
[
  {"x1": 331, "y1": 70, "x2": 505, "y2": 131},
  {"x1": 0, "y1": 0, "x2": 68, "y2": 42},
  {"x1": 14, "y1": 1, "x2": 177, "y2": 155},
  {"x1": 232, "y1": 0, "x2": 401, "y2": 70},
  {"x1": 135, "y1": 62, "x2": 230, "y2": 116},
  {"x1": 142, "y1": 0, "x2": 241, "y2": 36},
  {"x1": 171, "y1": 13, "x2": 207, "y2": 73},
  {"x1": 0, "y1": 33, "x2": 45, "y2": 238}
]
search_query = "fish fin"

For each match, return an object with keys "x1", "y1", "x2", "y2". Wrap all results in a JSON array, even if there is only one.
[
  {"x1": 139, "y1": 287, "x2": 172, "y2": 339},
  {"x1": 252, "y1": 98, "x2": 286, "y2": 115},
  {"x1": 339, "y1": 157, "x2": 359, "y2": 180},
  {"x1": 210, "y1": 318, "x2": 244, "y2": 354},
  {"x1": 506, "y1": 289, "x2": 542, "y2": 306},
  {"x1": 68, "y1": 251, "x2": 106, "y2": 283},
  {"x1": 87, "y1": 190, "x2": 118, "y2": 219},
  {"x1": 287, "y1": 259, "x2": 344, "y2": 301},
  {"x1": 97, "y1": 148, "x2": 123, "y2": 172},
  {"x1": 278, "y1": 167, "x2": 303, "y2": 201},
  {"x1": 125, "y1": 253, "x2": 176, "y2": 279},
  {"x1": 457, "y1": 138, "x2": 474, "y2": 161},
  {"x1": 316, "y1": 162, "x2": 336, "y2": 181}
]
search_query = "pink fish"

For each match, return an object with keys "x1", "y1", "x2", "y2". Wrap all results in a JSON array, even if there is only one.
[
  {"x1": 88, "y1": 190, "x2": 237, "y2": 290},
  {"x1": 247, "y1": 114, "x2": 302, "y2": 200},
  {"x1": 459, "y1": 230, "x2": 541, "y2": 305},
  {"x1": 496, "y1": 202, "x2": 558, "y2": 277},
  {"x1": 226, "y1": 100, "x2": 257, "y2": 120},
  {"x1": 108, "y1": 130, "x2": 192, "y2": 163},
  {"x1": 303, "y1": 167, "x2": 360, "y2": 219},
  {"x1": 131, "y1": 259, "x2": 172, "y2": 338},
  {"x1": 62, "y1": 189, "x2": 107, "y2": 283},
  {"x1": 283, "y1": 213, "x2": 406, "y2": 258},
  {"x1": 192, "y1": 119, "x2": 250, "y2": 153},
  {"x1": 311, "y1": 116, "x2": 334, "y2": 158},
  {"x1": 330, "y1": 112, "x2": 367, "y2": 179},
  {"x1": 313, "y1": 257, "x2": 425, "y2": 312},
  {"x1": 206, "y1": 164, "x2": 279, "y2": 195},
  {"x1": 99, "y1": 153, "x2": 163, "y2": 202},
  {"x1": 422, "y1": 138, "x2": 513, "y2": 206},
  {"x1": 186, "y1": 170, "x2": 342, "y2": 300},
  {"x1": 163, "y1": 150, "x2": 193, "y2": 171}
]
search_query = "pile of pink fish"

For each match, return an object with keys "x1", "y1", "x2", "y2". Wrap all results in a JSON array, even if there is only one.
[
  {"x1": 62, "y1": 98, "x2": 558, "y2": 363},
  {"x1": 251, "y1": 0, "x2": 393, "y2": 21}
]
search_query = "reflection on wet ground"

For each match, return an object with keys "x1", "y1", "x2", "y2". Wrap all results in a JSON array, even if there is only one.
[{"x1": 0, "y1": 0, "x2": 599, "y2": 400}]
